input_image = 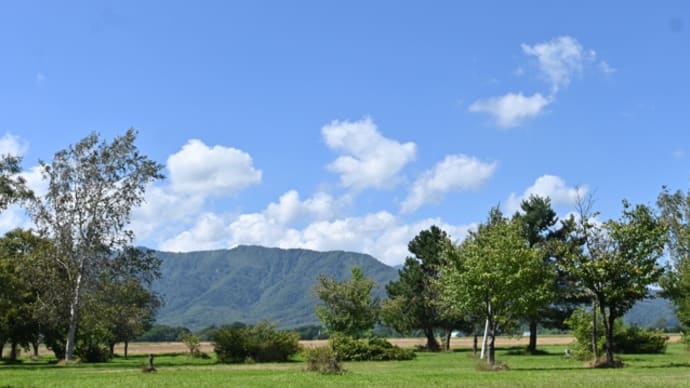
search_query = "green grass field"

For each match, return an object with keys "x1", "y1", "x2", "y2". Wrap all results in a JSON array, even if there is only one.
[{"x1": 2, "y1": 344, "x2": 689, "y2": 387}]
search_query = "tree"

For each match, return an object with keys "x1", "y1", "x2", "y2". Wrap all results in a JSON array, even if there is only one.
[
  {"x1": 29, "y1": 129, "x2": 163, "y2": 361},
  {"x1": 657, "y1": 185, "x2": 690, "y2": 330},
  {"x1": 98, "y1": 248, "x2": 162, "y2": 359},
  {"x1": 383, "y1": 226, "x2": 452, "y2": 351},
  {"x1": 0, "y1": 155, "x2": 32, "y2": 211},
  {"x1": 514, "y1": 195, "x2": 580, "y2": 354},
  {"x1": 562, "y1": 201, "x2": 667, "y2": 366},
  {"x1": 0, "y1": 229, "x2": 54, "y2": 360},
  {"x1": 314, "y1": 266, "x2": 379, "y2": 338},
  {"x1": 440, "y1": 209, "x2": 553, "y2": 366}
]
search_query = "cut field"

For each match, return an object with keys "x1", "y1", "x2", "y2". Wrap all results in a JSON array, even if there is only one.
[
  {"x1": 1, "y1": 339, "x2": 689, "y2": 387},
  {"x1": 112, "y1": 334, "x2": 682, "y2": 355}
]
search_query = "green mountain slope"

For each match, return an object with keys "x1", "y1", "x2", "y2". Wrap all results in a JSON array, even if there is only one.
[{"x1": 153, "y1": 246, "x2": 399, "y2": 330}]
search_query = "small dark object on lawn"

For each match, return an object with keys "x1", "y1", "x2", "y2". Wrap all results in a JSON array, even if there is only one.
[{"x1": 143, "y1": 353, "x2": 156, "y2": 373}]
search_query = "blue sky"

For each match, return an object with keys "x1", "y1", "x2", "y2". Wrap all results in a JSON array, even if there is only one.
[{"x1": 0, "y1": 1, "x2": 688, "y2": 265}]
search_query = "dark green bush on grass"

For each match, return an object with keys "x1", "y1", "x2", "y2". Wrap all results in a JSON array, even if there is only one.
[
  {"x1": 329, "y1": 334, "x2": 415, "y2": 361},
  {"x1": 614, "y1": 325, "x2": 667, "y2": 354},
  {"x1": 212, "y1": 321, "x2": 301, "y2": 363},
  {"x1": 75, "y1": 338, "x2": 111, "y2": 363}
]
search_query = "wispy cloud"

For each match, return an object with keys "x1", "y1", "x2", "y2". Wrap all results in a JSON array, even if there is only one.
[
  {"x1": 521, "y1": 36, "x2": 595, "y2": 94},
  {"x1": 468, "y1": 92, "x2": 551, "y2": 128},
  {"x1": 470, "y1": 36, "x2": 611, "y2": 128},
  {"x1": 402, "y1": 154, "x2": 496, "y2": 213},
  {"x1": 599, "y1": 61, "x2": 617, "y2": 75}
]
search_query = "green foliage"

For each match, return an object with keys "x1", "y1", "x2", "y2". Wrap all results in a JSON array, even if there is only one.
[
  {"x1": 212, "y1": 321, "x2": 301, "y2": 363},
  {"x1": 154, "y1": 246, "x2": 398, "y2": 330},
  {"x1": 514, "y1": 195, "x2": 582, "y2": 353},
  {"x1": 75, "y1": 334, "x2": 112, "y2": 363},
  {"x1": 566, "y1": 308, "x2": 667, "y2": 359},
  {"x1": 181, "y1": 333, "x2": 203, "y2": 357},
  {"x1": 564, "y1": 307, "x2": 605, "y2": 359},
  {"x1": 329, "y1": 334, "x2": 416, "y2": 361},
  {"x1": 440, "y1": 209, "x2": 554, "y2": 365},
  {"x1": 562, "y1": 199, "x2": 668, "y2": 365},
  {"x1": 0, "y1": 154, "x2": 32, "y2": 211},
  {"x1": 658, "y1": 185, "x2": 690, "y2": 330},
  {"x1": 384, "y1": 226, "x2": 454, "y2": 351},
  {"x1": 292, "y1": 325, "x2": 328, "y2": 340},
  {"x1": 29, "y1": 129, "x2": 164, "y2": 361},
  {"x1": 614, "y1": 325, "x2": 667, "y2": 354},
  {"x1": 137, "y1": 325, "x2": 191, "y2": 342},
  {"x1": 304, "y1": 346, "x2": 343, "y2": 374},
  {"x1": 0, "y1": 229, "x2": 55, "y2": 361},
  {"x1": 314, "y1": 266, "x2": 380, "y2": 338}
]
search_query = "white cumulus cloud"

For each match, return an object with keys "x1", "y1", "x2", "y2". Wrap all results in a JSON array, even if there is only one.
[
  {"x1": 0, "y1": 133, "x2": 28, "y2": 156},
  {"x1": 322, "y1": 117, "x2": 416, "y2": 190},
  {"x1": 521, "y1": 36, "x2": 595, "y2": 93},
  {"x1": 505, "y1": 175, "x2": 588, "y2": 214},
  {"x1": 158, "y1": 190, "x2": 474, "y2": 266},
  {"x1": 167, "y1": 139, "x2": 262, "y2": 196},
  {"x1": 402, "y1": 154, "x2": 497, "y2": 213},
  {"x1": 469, "y1": 92, "x2": 551, "y2": 128}
]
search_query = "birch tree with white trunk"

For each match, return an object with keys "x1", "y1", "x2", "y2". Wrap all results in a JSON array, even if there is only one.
[{"x1": 29, "y1": 129, "x2": 162, "y2": 361}]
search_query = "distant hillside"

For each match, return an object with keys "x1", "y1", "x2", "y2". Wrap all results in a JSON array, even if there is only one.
[
  {"x1": 153, "y1": 246, "x2": 399, "y2": 330},
  {"x1": 623, "y1": 292, "x2": 680, "y2": 329}
]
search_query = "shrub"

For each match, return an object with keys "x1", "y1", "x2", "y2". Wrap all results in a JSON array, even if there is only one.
[
  {"x1": 329, "y1": 334, "x2": 415, "y2": 361},
  {"x1": 181, "y1": 333, "x2": 205, "y2": 358},
  {"x1": 212, "y1": 321, "x2": 301, "y2": 363},
  {"x1": 614, "y1": 325, "x2": 667, "y2": 354},
  {"x1": 304, "y1": 346, "x2": 343, "y2": 374},
  {"x1": 566, "y1": 308, "x2": 667, "y2": 359},
  {"x1": 75, "y1": 338, "x2": 111, "y2": 363}
]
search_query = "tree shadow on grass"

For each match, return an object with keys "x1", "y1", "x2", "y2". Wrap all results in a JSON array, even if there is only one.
[{"x1": 635, "y1": 362, "x2": 690, "y2": 369}]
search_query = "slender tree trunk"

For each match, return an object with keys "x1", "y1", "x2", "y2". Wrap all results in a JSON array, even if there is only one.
[
  {"x1": 528, "y1": 319, "x2": 538, "y2": 354},
  {"x1": 424, "y1": 327, "x2": 440, "y2": 352},
  {"x1": 0, "y1": 339, "x2": 5, "y2": 359},
  {"x1": 124, "y1": 340, "x2": 129, "y2": 359},
  {"x1": 473, "y1": 333, "x2": 478, "y2": 355},
  {"x1": 10, "y1": 341, "x2": 19, "y2": 361},
  {"x1": 65, "y1": 269, "x2": 84, "y2": 362},
  {"x1": 109, "y1": 342, "x2": 116, "y2": 358},
  {"x1": 591, "y1": 299, "x2": 598, "y2": 360},
  {"x1": 598, "y1": 302, "x2": 614, "y2": 366},
  {"x1": 487, "y1": 319, "x2": 496, "y2": 366},
  {"x1": 32, "y1": 340, "x2": 40, "y2": 357},
  {"x1": 444, "y1": 329, "x2": 452, "y2": 352},
  {"x1": 606, "y1": 311, "x2": 616, "y2": 365}
]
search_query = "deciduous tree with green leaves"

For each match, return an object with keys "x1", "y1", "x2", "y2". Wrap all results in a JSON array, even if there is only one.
[
  {"x1": 562, "y1": 200, "x2": 667, "y2": 366},
  {"x1": 658, "y1": 184, "x2": 690, "y2": 331},
  {"x1": 314, "y1": 266, "x2": 380, "y2": 339},
  {"x1": 29, "y1": 129, "x2": 163, "y2": 361},
  {"x1": 440, "y1": 209, "x2": 553, "y2": 366}
]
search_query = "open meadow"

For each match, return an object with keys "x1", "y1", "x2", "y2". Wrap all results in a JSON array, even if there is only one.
[{"x1": 2, "y1": 337, "x2": 689, "y2": 387}]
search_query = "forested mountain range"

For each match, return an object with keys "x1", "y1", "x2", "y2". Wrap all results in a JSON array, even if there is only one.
[
  {"x1": 152, "y1": 246, "x2": 398, "y2": 330},
  {"x1": 152, "y1": 245, "x2": 679, "y2": 331}
]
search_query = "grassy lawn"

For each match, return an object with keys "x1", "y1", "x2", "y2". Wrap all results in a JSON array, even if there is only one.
[{"x1": 1, "y1": 344, "x2": 689, "y2": 387}]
